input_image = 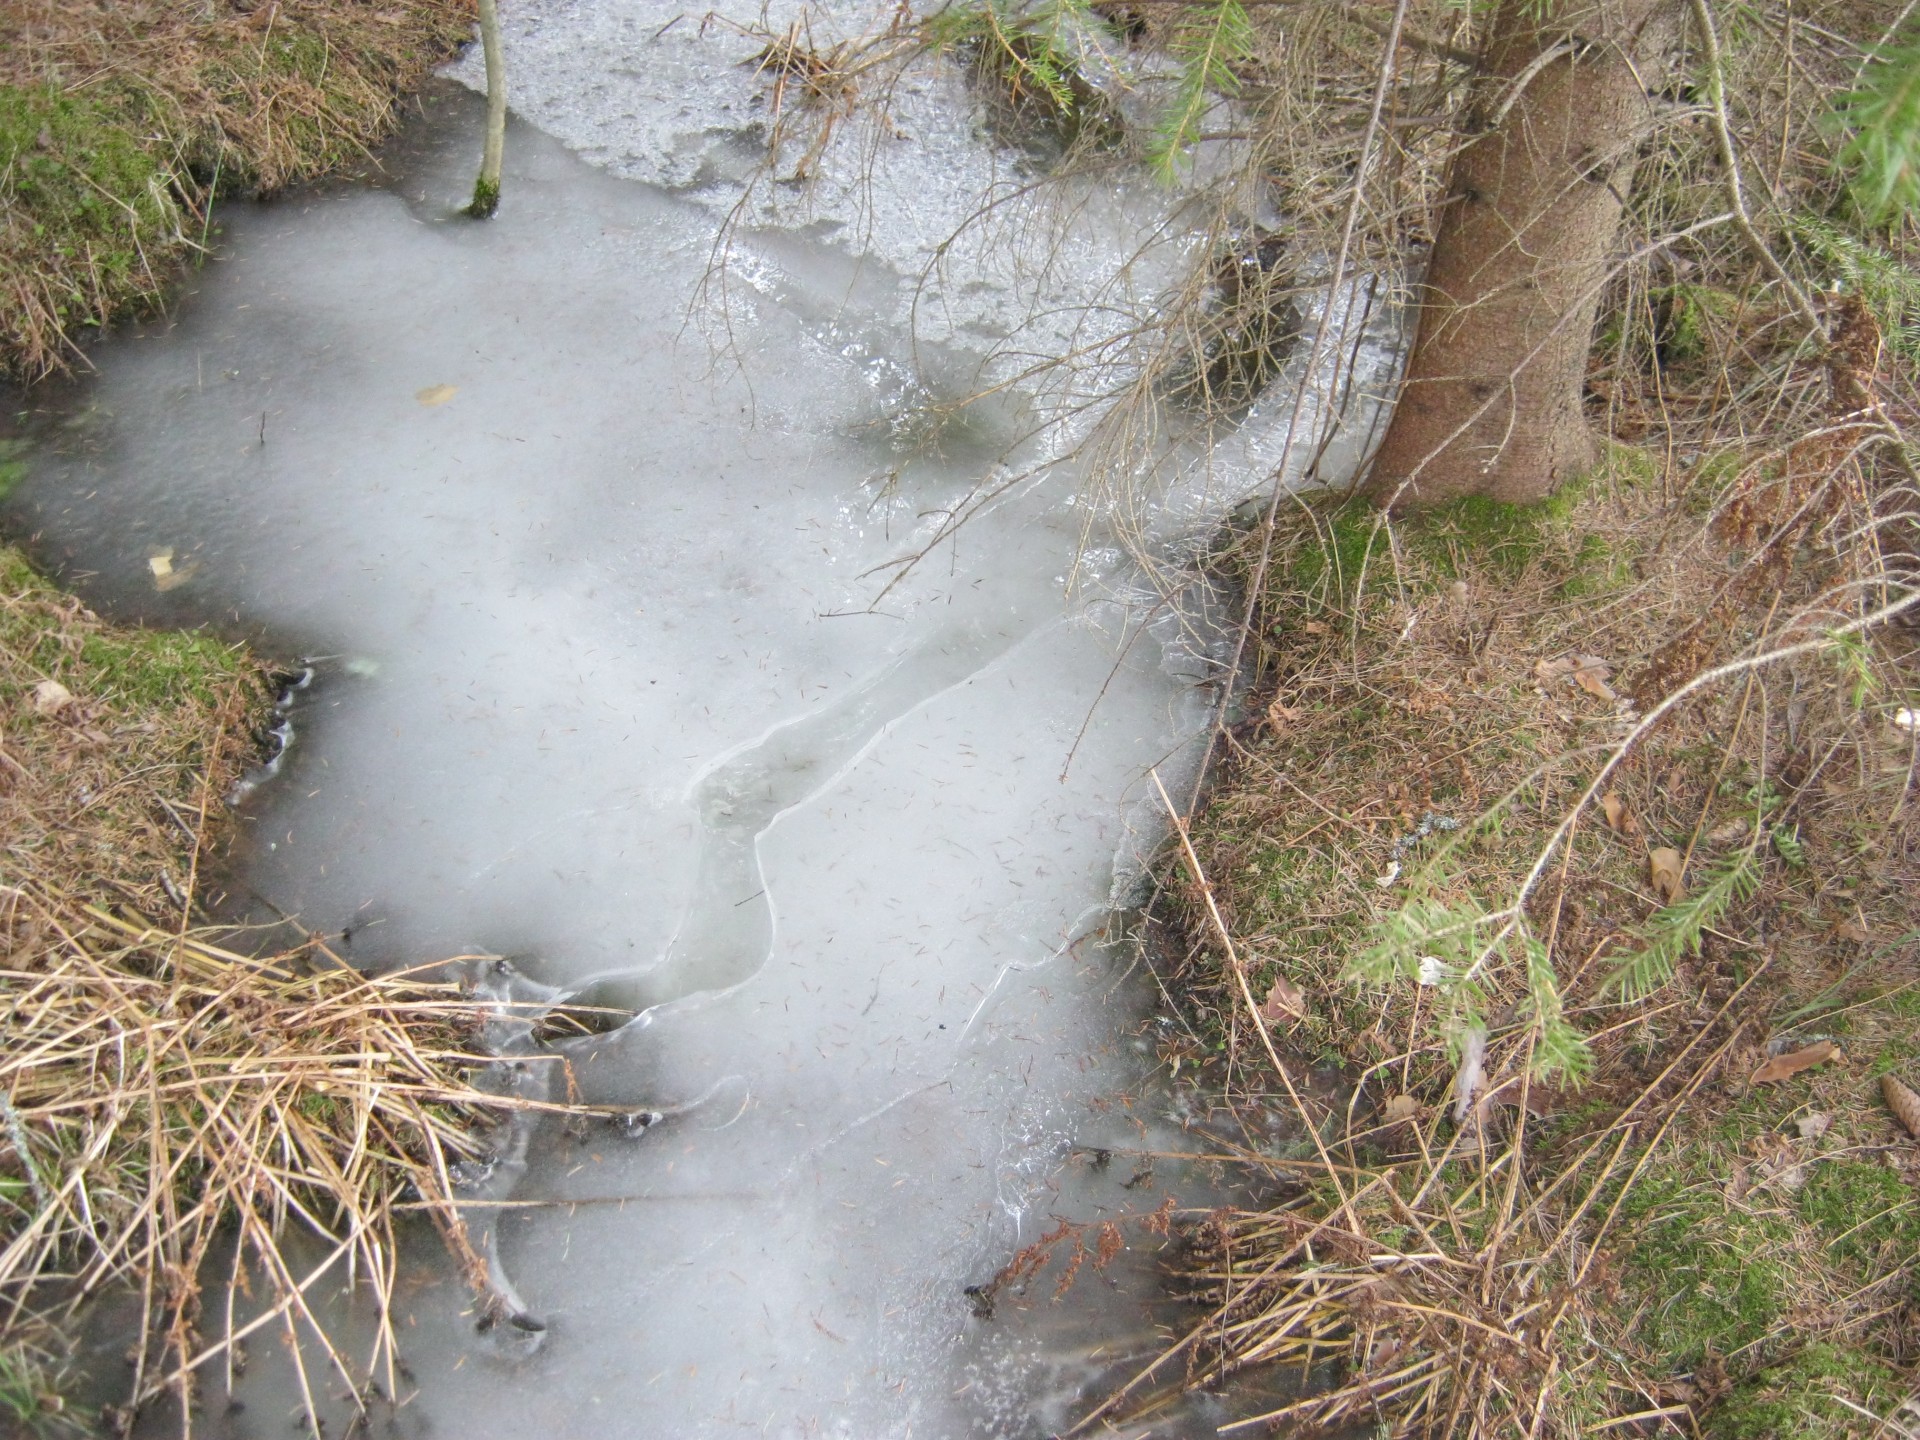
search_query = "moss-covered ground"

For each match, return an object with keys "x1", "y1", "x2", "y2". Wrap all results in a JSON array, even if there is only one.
[{"x1": 0, "y1": 0, "x2": 473, "y2": 378}]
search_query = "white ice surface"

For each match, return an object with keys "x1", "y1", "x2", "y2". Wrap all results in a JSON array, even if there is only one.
[{"x1": 8, "y1": 25, "x2": 1395, "y2": 1432}]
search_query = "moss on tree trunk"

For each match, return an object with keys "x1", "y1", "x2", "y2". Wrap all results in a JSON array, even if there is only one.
[{"x1": 469, "y1": 0, "x2": 506, "y2": 218}]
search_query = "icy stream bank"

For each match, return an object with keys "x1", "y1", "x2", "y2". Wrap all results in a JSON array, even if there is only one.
[{"x1": 4, "y1": 10, "x2": 1395, "y2": 1431}]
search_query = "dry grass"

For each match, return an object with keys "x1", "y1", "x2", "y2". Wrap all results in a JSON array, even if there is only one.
[
  {"x1": 0, "y1": 0, "x2": 475, "y2": 378},
  {"x1": 1092, "y1": 312, "x2": 1920, "y2": 1433},
  {"x1": 0, "y1": 549, "x2": 603, "y2": 1435}
]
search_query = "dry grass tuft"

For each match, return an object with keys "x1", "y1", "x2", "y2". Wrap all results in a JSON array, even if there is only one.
[
  {"x1": 0, "y1": 550, "x2": 598, "y2": 1433},
  {"x1": 1, "y1": 895, "x2": 511, "y2": 1429}
]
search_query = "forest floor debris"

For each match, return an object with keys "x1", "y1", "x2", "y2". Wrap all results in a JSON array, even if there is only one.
[{"x1": 1112, "y1": 400, "x2": 1920, "y2": 1434}]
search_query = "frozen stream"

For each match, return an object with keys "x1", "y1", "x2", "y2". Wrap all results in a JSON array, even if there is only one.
[{"x1": 4, "y1": 7, "x2": 1397, "y2": 1434}]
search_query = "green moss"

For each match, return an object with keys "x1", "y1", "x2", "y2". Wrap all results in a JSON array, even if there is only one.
[
  {"x1": 0, "y1": 547, "x2": 247, "y2": 710},
  {"x1": 1421, "y1": 444, "x2": 1653, "y2": 576},
  {"x1": 1594, "y1": 439, "x2": 1661, "y2": 491},
  {"x1": 1556, "y1": 531, "x2": 1637, "y2": 599},
  {"x1": 268, "y1": 31, "x2": 336, "y2": 84},
  {"x1": 1883, "y1": 988, "x2": 1920, "y2": 1021},
  {"x1": 1685, "y1": 446, "x2": 1755, "y2": 513},
  {"x1": 0, "y1": 548, "x2": 41, "y2": 595},
  {"x1": 298, "y1": 1092, "x2": 346, "y2": 1125},
  {"x1": 76, "y1": 628, "x2": 247, "y2": 710},
  {"x1": 1653, "y1": 283, "x2": 1742, "y2": 363},
  {"x1": 1708, "y1": 1342, "x2": 1903, "y2": 1439},
  {"x1": 468, "y1": 175, "x2": 501, "y2": 220},
  {"x1": 0, "y1": 84, "x2": 180, "y2": 323},
  {"x1": 1419, "y1": 493, "x2": 1569, "y2": 576},
  {"x1": 1280, "y1": 503, "x2": 1392, "y2": 608},
  {"x1": 1798, "y1": 1160, "x2": 1919, "y2": 1270},
  {"x1": 1286, "y1": 447, "x2": 1651, "y2": 606},
  {"x1": 1615, "y1": 1171, "x2": 1790, "y2": 1368}
]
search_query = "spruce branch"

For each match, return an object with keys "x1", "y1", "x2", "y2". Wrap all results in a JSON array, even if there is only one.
[
  {"x1": 1148, "y1": 0, "x2": 1254, "y2": 176},
  {"x1": 1603, "y1": 845, "x2": 1762, "y2": 1000}
]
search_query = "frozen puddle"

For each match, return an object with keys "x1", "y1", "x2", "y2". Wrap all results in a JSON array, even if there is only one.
[{"x1": 5, "y1": 26, "x2": 1393, "y2": 1435}]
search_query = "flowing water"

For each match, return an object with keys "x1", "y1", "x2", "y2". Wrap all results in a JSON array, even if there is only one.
[{"x1": 3, "y1": 6, "x2": 1398, "y2": 1433}]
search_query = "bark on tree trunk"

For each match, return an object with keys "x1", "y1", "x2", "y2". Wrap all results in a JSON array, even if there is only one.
[{"x1": 1362, "y1": 0, "x2": 1681, "y2": 508}]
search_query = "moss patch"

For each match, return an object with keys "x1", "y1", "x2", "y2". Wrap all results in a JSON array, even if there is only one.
[
  {"x1": 1615, "y1": 1171, "x2": 1792, "y2": 1369},
  {"x1": 0, "y1": 85, "x2": 181, "y2": 369},
  {"x1": 1710, "y1": 1343, "x2": 1906, "y2": 1439},
  {"x1": 1283, "y1": 444, "x2": 1656, "y2": 608},
  {"x1": 0, "y1": 545, "x2": 266, "y2": 908},
  {"x1": 1798, "y1": 1159, "x2": 1920, "y2": 1271},
  {"x1": 0, "y1": 0, "x2": 474, "y2": 378}
]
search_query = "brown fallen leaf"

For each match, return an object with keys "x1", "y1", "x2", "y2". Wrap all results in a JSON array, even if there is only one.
[
  {"x1": 1482, "y1": 1076, "x2": 1554, "y2": 1116},
  {"x1": 1751, "y1": 1039, "x2": 1837, "y2": 1085},
  {"x1": 1653, "y1": 1378, "x2": 1701, "y2": 1406},
  {"x1": 1381, "y1": 1094, "x2": 1419, "y2": 1124},
  {"x1": 1726, "y1": 1157, "x2": 1752, "y2": 1202},
  {"x1": 415, "y1": 383, "x2": 458, "y2": 407},
  {"x1": 1265, "y1": 699, "x2": 1302, "y2": 732},
  {"x1": 1302, "y1": 620, "x2": 1329, "y2": 636},
  {"x1": 1535, "y1": 654, "x2": 1617, "y2": 700},
  {"x1": 1600, "y1": 791, "x2": 1639, "y2": 836},
  {"x1": 1364, "y1": 1337, "x2": 1404, "y2": 1374},
  {"x1": 1570, "y1": 655, "x2": 1617, "y2": 701},
  {"x1": 1883, "y1": 1074, "x2": 1920, "y2": 1138},
  {"x1": 143, "y1": 547, "x2": 199, "y2": 592},
  {"x1": 31, "y1": 679, "x2": 74, "y2": 716},
  {"x1": 1257, "y1": 974, "x2": 1306, "y2": 1026},
  {"x1": 1648, "y1": 846, "x2": 1687, "y2": 904}
]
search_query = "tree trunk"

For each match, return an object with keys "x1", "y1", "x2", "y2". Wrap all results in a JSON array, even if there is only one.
[
  {"x1": 1362, "y1": 0, "x2": 1680, "y2": 508},
  {"x1": 469, "y1": 0, "x2": 507, "y2": 219}
]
